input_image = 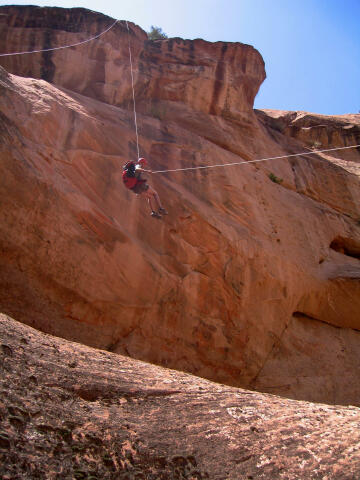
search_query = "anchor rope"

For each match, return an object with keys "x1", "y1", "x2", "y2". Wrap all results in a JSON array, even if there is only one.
[{"x1": 0, "y1": 18, "x2": 119, "y2": 56}]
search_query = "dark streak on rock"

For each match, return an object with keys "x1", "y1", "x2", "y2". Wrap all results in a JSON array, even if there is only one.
[
  {"x1": 209, "y1": 44, "x2": 228, "y2": 116},
  {"x1": 41, "y1": 30, "x2": 55, "y2": 82}
]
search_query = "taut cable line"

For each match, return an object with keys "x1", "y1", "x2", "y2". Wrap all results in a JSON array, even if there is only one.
[
  {"x1": 151, "y1": 144, "x2": 360, "y2": 174},
  {"x1": 0, "y1": 18, "x2": 119, "y2": 56}
]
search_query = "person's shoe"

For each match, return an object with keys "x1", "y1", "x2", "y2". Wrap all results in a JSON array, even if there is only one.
[
  {"x1": 158, "y1": 207, "x2": 168, "y2": 215},
  {"x1": 151, "y1": 211, "x2": 162, "y2": 218}
]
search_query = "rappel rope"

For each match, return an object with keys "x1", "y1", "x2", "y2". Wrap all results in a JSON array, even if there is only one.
[
  {"x1": 125, "y1": 21, "x2": 140, "y2": 160},
  {"x1": 0, "y1": 18, "x2": 119, "y2": 56},
  {"x1": 151, "y1": 144, "x2": 360, "y2": 174}
]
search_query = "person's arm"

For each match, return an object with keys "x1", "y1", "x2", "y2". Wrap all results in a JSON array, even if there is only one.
[{"x1": 135, "y1": 166, "x2": 152, "y2": 174}]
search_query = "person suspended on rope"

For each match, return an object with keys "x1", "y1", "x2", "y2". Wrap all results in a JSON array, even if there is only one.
[{"x1": 122, "y1": 157, "x2": 168, "y2": 218}]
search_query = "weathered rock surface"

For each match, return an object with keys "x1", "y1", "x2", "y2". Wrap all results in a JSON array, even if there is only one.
[
  {"x1": 1, "y1": 313, "x2": 360, "y2": 479},
  {"x1": 0, "y1": 5, "x2": 265, "y2": 120},
  {"x1": 0, "y1": 6, "x2": 360, "y2": 407},
  {"x1": 256, "y1": 109, "x2": 360, "y2": 174}
]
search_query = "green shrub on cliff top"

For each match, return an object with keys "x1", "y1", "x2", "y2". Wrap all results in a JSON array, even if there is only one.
[{"x1": 148, "y1": 25, "x2": 168, "y2": 40}]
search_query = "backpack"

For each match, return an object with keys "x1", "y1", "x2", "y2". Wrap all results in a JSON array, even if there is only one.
[{"x1": 122, "y1": 161, "x2": 138, "y2": 189}]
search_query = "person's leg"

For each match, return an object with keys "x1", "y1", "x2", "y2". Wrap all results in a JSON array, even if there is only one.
[
  {"x1": 137, "y1": 184, "x2": 154, "y2": 212},
  {"x1": 153, "y1": 191, "x2": 162, "y2": 209},
  {"x1": 147, "y1": 186, "x2": 167, "y2": 212},
  {"x1": 142, "y1": 189, "x2": 160, "y2": 216},
  {"x1": 147, "y1": 195, "x2": 155, "y2": 212}
]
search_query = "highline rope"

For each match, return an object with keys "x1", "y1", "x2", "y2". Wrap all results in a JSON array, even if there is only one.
[{"x1": 151, "y1": 144, "x2": 360, "y2": 174}]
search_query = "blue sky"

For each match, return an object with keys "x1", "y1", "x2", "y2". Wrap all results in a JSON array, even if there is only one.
[{"x1": 2, "y1": 0, "x2": 360, "y2": 115}]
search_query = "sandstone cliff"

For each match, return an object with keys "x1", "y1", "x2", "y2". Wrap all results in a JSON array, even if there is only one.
[
  {"x1": 0, "y1": 6, "x2": 360, "y2": 407},
  {"x1": 2, "y1": 314, "x2": 360, "y2": 479}
]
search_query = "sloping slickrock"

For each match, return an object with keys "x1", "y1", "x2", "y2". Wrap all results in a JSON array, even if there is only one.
[
  {"x1": 0, "y1": 6, "x2": 360, "y2": 406},
  {"x1": 1, "y1": 313, "x2": 360, "y2": 479}
]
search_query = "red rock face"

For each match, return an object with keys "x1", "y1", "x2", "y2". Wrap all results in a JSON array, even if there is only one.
[
  {"x1": 0, "y1": 5, "x2": 265, "y2": 120},
  {"x1": 2, "y1": 314, "x2": 360, "y2": 479},
  {"x1": 0, "y1": 6, "x2": 360, "y2": 406}
]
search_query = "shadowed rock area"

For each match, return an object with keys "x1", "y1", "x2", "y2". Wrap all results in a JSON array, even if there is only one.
[
  {"x1": 0, "y1": 5, "x2": 360, "y2": 409},
  {"x1": 1, "y1": 313, "x2": 360, "y2": 479}
]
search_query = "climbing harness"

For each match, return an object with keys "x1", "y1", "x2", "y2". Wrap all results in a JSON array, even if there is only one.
[
  {"x1": 0, "y1": 18, "x2": 119, "y2": 56},
  {"x1": 151, "y1": 144, "x2": 360, "y2": 174},
  {"x1": 122, "y1": 160, "x2": 147, "y2": 190},
  {"x1": 125, "y1": 21, "x2": 141, "y2": 160}
]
